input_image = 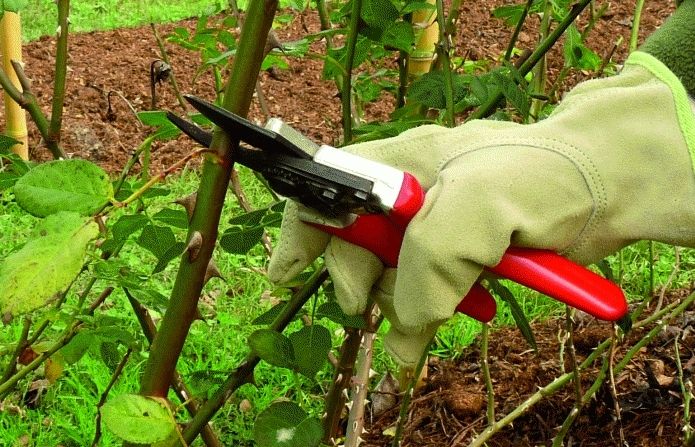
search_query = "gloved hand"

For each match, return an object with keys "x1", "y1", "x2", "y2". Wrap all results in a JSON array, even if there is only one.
[{"x1": 268, "y1": 2, "x2": 695, "y2": 367}]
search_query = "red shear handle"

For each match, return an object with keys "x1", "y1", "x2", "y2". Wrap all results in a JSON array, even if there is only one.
[
  {"x1": 309, "y1": 171, "x2": 628, "y2": 323},
  {"x1": 490, "y1": 249, "x2": 627, "y2": 321}
]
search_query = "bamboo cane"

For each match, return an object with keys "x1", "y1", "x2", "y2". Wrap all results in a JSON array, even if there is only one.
[
  {"x1": 0, "y1": 12, "x2": 28, "y2": 159},
  {"x1": 407, "y1": 0, "x2": 438, "y2": 78}
]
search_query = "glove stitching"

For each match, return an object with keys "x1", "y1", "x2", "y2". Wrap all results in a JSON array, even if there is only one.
[{"x1": 437, "y1": 137, "x2": 607, "y2": 257}]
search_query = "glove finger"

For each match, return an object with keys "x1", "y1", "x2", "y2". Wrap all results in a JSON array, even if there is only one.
[
  {"x1": 371, "y1": 269, "x2": 441, "y2": 368},
  {"x1": 325, "y1": 238, "x2": 384, "y2": 315},
  {"x1": 268, "y1": 201, "x2": 331, "y2": 284}
]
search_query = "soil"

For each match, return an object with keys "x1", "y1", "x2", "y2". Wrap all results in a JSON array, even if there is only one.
[{"x1": 4, "y1": 1, "x2": 693, "y2": 445}]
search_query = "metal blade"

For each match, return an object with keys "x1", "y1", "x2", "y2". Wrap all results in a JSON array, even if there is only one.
[
  {"x1": 166, "y1": 111, "x2": 212, "y2": 147},
  {"x1": 184, "y1": 95, "x2": 312, "y2": 160}
]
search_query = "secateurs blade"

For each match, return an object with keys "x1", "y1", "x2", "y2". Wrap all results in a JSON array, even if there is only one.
[{"x1": 168, "y1": 95, "x2": 629, "y2": 324}]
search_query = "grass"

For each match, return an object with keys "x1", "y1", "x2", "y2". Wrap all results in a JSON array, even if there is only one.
[{"x1": 20, "y1": 0, "x2": 227, "y2": 42}]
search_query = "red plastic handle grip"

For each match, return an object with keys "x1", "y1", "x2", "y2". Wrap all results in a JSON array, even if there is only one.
[{"x1": 309, "y1": 172, "x2": 628, "y2": 322}]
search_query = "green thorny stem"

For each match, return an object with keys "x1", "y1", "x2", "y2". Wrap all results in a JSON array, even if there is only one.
[
  {"x1": 467, "y1": 291, "x2": 695, "y2": 447},
  {"x1": 435, "y1": 0, "x2": 455, "y2": 127},
  {"x1": 47, "y1": 0, "x2": 70, "y2": 151},
  {"x1": 391, "y1": 337, "x2": 433, "y2": 447},
  {"x1": 180, "y1": 268, "x2": 329, "y2": 445},
  {"x1": 341, "y1": 0, "x2": 363, "y2": 143},
  {"x1": 481, "y1": 322, "x2": 494, "y2": 424},
  {"x1": 503, "y1": 0, "x2": 534, "y2": 62},
  {"x1": 466, "y1": 0, "x2": 593, "y2": 122},
  {"x1": 138, "y1": 0, "x2": 279, "y2": 399}
]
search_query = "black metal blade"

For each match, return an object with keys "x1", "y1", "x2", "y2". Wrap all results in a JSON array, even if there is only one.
[
  {"x1": 166, "y1": 111, "x2": 212, "y2": 147},
  {"x1": 184, "y1": 95, "x2": 311, "y2": 160}
]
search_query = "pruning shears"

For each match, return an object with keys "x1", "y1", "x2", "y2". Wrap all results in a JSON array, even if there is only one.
[{"x1": 167, "y1": 95, "x2": 629, "y2": 323}]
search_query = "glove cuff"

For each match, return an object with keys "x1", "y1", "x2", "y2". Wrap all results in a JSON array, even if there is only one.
[{"x1": 625, "y1": 51, "x2": 695, "y2": 171}]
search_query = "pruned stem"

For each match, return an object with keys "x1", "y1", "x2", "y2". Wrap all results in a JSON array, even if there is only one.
[
  {"x1": 481, "y1": 322, "x2": 495, "y2": 425},
  {"x1": 391, "y1": 337, "x2": 432, "y2": 447},
  {"x1": 323, "y1": 326, "x2": 362, "y2": 444},
  {"x1": 435, "y1": 0, "x2": 454, "y2": 127},
  {"x1": 344, "y1": 305, "x2": 382, "y2": 447},
  {"x1": 48, "y1": 0, "x2": 71, "y2": 150},
  {"x1": 1, "y1": 317, "x2": 31, "y2": 384},
  {"x1": 341, "y1": 0, "x2": 363, "y2": 143}
]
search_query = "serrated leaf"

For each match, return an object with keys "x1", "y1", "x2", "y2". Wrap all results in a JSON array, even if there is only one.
[
  {"x1": 123, "y1": 287, "x2": 169, "y2": 312},
  {"x1": 254, "y1": 401, "x2": 323, "y2": 447},
  {"x1": 101, "y1": 394, "x2": 175, "y2": 444},
  {"x1": 407, "y1": 71, "x2": 468, "y2": 109},
  {"x1": 317, "y1": 302, "x2": 366, "y2": 328},
  {"x1": 0, "y1": 134, "x2": 20, "y2": 151},
  {"x1": 111, "y1": 214, "x2": 149, "y2": 242},
  {"x1": 0, "y1": 172, "x2": 20, "y2": 190},
  {"x1": 99, "y1": 341, "x2": 121, "y2": 371},
  {"x1": 400, "y1": 0, "x2": 436, "y2": 15},
  {"x1": 186, "y1": 370, "x2": 226, "y2": 398},
  {"x1": 361, "y1": 0, "x2": 399, "y2": 29},
  {"x1": 13, "y1": 159, "x2": 113, "y2": 217},
  {"x1": 153, "y1": 208, "x2": 189, "y2": 229},
  {"x1": 489, "y1": 279, "x2": 536, "y2": 350},
  {"x1": 492, "y1": 4, "x2": 525, "y2": 27},
  {"x1": 289, "y1": 325, "x2": 332, "y2": 378},
  {"x1": 382, "y1": 21, "x2": 414, "y2": 52},
  {"x1": 152, "y1": 241, "x2": 185, "y2": 274},
  {"x1": 252, "y1": 302, "x2": 289, "y2": 325},
  {"x1": 248, "y1": 329, "x2": 295, "y2": 370},
  {"x1": 490, "y1": 71, "x2": 530, "y2": 118},
  {"x1": 0, "y1": 212, "x2": 98, "y2": 316},
  {"x1": 220, "y1": 226, "x2": 265, "y2": 254},
  {"x1": 136, "y1": 225, "x2": 177, "y2": 258},
  {"x1": 61, "y1": 330, "x2": 95, "y2": 364},
  {"x1": 229, "y1": 209, "x2": 267, "y2": 226}
]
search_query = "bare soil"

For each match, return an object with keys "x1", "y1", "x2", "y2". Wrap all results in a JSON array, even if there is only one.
[{"x1": 5, "y1": 1, "x2": 694, "y2": 445}]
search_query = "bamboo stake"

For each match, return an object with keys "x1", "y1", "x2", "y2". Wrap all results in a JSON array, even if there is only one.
[
  {"x1": 0, "y1": 12, "x2": 28, "y2": 159},
  {"x1": 407, "y1": 0, "x2": 438, "y2": 78}
]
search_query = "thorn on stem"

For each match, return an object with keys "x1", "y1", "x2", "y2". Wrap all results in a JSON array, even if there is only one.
[{"x1": 186, "y1": 231, "x2": 203, "y2": 261}]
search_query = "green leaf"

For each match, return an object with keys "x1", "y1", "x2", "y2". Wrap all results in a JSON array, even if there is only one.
[
  {"x1": 252, "y1": 301, "x2": 289, "y2": 325},
  {"x1": 123, "y1": 287, "x2": 169, "y2": 312},
  {"x1": 153, "y1": 208, "x2": 189, "y2": 229},
  {"x1": 492, "y1": 4, "x2": 525, "y2": 27},
  {"x1": 228, "y1": 209, "x2": 268, "y2": 226},
  {"x1": 317, "y1": 302, "x2": 366, "y2": 328},
  {"x1": 186, "y1": 370, "x2": 226, "y2": 398},
  {"x1": 490, "y1": 71, "x2": 530, "y2": 118},
  {"x1": 489, "y1": 279, "x2": 537, "y2": 350},
  {"x1": 99, "y1": 341, "x2": 121, "y2": 371},
  {"x1": 61, "y1": 330, "x2": 95, "y2": 364},
  {"x1": 562, "y1": 24, "x2": 601, "y2": 71},
  {"x1": 137, "y1": 111, "x2": 172, "y2": 127},
  {"x1": 220, "y1": 226, "x2": 265, "y2": 254},
  {"x1": 0, "y1": 134, "x2": 20, "y2": 151},
  {"x1": 0, "y1": 212, "x2": 98, "y2": 316},
  {"x1": 361, "y1": 0, "x2": 399, "y2": 29},
  {"x1": 136, "y1": 225, "x2": 183, "y2": 273},
  {"x1": 382, "y1": 21, "x2": 414, "y2": 52},
  {"x1": 248, "y1": 329, "x2": 295, "y2": 370},
  {"x1": 407, "y1": 71, "x2": 468, "y2": 109},
  {"x1": 289, "y1": 325, "x2": 332, "y2": 378},
  {"x1": 254, "y1": 401, "x2": 323, "y2": 447},
  {"x1": 111, "y1": 214, "x2": 149, "y2": 242},
  {"x1": 2, "y1": 0, "x2": 27, "y2": 13},
  {"x1": 101, "y1": 394, "x2": 176, "y2": 444},
  {"x1": 400, "y1": 0, "x2": 436, "y2": 15},
  {"x1": 152, "y1": 241, "x2": 185, "y2": 274},
  {"x1": 0, "y1": 172, "x2": 20, "y2": 190},
  {"x1": 136, "y1": 224, "x2": 177, "y2": 258},
  {"x1": 13, "y1": 159, "x2": 113, "y2": 217}
]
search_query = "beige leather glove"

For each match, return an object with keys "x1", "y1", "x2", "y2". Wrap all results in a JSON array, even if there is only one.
[{"x1": 268, "y1": 51, "x2": 695, "y2": 367}]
